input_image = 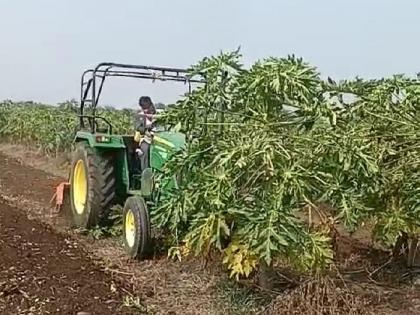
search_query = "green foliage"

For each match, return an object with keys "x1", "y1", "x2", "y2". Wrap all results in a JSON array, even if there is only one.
[
  {"x1": 154, "y1": 50, "x2": 419, "y2": 278},
  {"x1": 328, "y1": 75, "x2": 420, "y2": 244},
  {"x1": 155, "y1": 51, "x2": 336, "y2": 276},
  {"x1": 0, "y1": 100, "x2": 133, "y2": 156},
  {"x1": 0, "y1": 50, "x2": 418, "y2": 280}
]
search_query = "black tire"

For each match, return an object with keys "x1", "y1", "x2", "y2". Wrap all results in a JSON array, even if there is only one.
[
  {"x1": 69, "y1": 142, "x2": 116, "y2": 228},
  {"x1": 122, "y1": 197, "x2": 151, "y2": 259}
]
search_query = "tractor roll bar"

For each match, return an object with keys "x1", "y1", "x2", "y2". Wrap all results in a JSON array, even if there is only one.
[{"x1": 79, "y1": 62, "x2": 204, "y2": 133}]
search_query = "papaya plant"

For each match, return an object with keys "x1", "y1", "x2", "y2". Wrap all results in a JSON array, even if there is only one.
[{"x1": 155, "y1": 50, "x2": 419, "y2": 278}]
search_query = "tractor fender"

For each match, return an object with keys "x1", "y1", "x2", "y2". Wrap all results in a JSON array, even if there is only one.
[{"x1": 73, "y1": 131, "x2": 126, "y2": 149}]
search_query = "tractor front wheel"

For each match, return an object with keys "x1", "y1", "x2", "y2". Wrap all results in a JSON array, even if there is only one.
[
  {"x1": 122, "y1": 197, "x2": 151, "y2": 259},
  {"x1": 69, "y1": 142, "x2": 116, "y2": 228}
]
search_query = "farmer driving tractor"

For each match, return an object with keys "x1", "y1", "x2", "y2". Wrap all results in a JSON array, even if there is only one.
[
  {"x1": 52, "y1": 62, "x2": 202, "y2": 259},
  {"x1": 134, "y1": 96, "x2": 156, "y2": 172}
]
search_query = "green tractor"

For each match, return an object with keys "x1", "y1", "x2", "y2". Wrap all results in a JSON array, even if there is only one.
[{"x1": 54, "y1": 62, "x2": 202, "y2": 258}]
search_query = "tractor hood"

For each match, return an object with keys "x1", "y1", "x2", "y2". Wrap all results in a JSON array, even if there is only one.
[
  {"x1": 153, "y1": 131, "x2": 185, "y2": 151},
  {"x1": 150, "y1": 131, "x2": 185, "y2": 171}
]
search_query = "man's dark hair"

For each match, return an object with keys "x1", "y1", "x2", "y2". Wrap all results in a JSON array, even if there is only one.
[{"x1": 139, "y1": 96, "x2": 153, "y2": 108}]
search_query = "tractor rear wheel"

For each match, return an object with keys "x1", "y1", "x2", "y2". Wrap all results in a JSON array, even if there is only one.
[
  {"x1": 122, "y1": 197, "x2": 151, "y2": 258},
  {"x1": 69, "y1": 142, "x2": 116, "y2": 228}
]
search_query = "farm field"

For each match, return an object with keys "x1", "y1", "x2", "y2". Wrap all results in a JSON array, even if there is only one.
[
  {"x1": 0, "y1": 148, "x2": 225, "y2": 315},
  {"x1": 0, "y1": 199, "x2": 134, "y2": 315},
  {"x1": 0, "y1": 52, "x2": 419, "y2": 314},
  {"x1": 0, "y1": 146, "x2": 419, "y2": 314},
  {"x1": 0, "y1": 152, "x2": 137, "y2": 315}
]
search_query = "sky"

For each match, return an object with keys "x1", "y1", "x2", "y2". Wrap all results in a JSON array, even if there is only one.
[{"x1": 0, "y1": 0, "x2": 419, "y2": 108}]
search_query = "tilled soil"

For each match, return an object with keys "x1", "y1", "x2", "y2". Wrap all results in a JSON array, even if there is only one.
[
  {"x1": 0, "y1": 151, "x2": 223, "y2": 315},
  {"x1": 0, "y1": 154, "x2": 63, "y2": 205},
  {"x1": 0, "y1": 154, "x2": 136, "y2": 315},
  {"x1": 0, "y1": 200, "x2": 135, "y2": 315}
]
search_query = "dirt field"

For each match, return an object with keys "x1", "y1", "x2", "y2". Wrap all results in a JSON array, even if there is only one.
[
  {"x1": 0, "y1": 200, "x2": 137, "y2": 315},
  {"x1": 0, "y1": 154, "x2": 140, "y2": 314},
  {"x1": 0, "y1": 148, "x2": 225, "y2": 315},
  {"x1": 0, "y1": 145, "x2": 420, "y2": 315}
]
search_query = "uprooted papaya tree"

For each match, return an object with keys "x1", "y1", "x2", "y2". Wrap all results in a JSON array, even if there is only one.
[{"x1": 153, "y1": 50, "x2": 419, "y2": 280}]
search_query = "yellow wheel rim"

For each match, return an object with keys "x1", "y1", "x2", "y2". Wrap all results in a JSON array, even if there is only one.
[
  {"x1": 125, "y1": 209, "x2": 136, "y2": 248},
  {"x1": 73, "y1": 159, "x2": 87, "y2": 214}
]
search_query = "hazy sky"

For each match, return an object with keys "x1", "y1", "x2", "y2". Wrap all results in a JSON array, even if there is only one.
[{"x1": 0, "y1": 0, "x2": 419, "y2": 108}]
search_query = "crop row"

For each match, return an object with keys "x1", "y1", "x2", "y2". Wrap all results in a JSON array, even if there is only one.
[{"x1": 0, "y1": 100, "x2": 133, "y2": 155}]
